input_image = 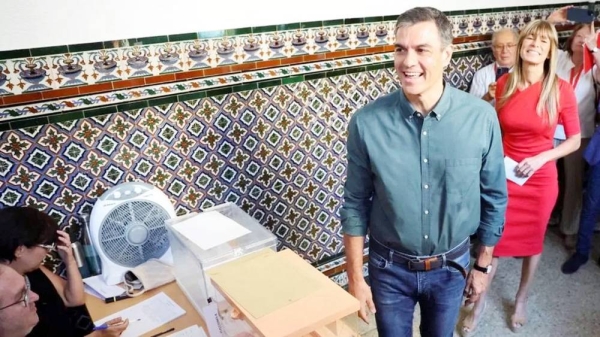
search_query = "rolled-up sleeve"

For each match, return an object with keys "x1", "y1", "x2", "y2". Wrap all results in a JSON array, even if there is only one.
[
  {"x1": 340, "y1": 112, "x2": 374, "y2": 237},
  {"x1": 477, "y1": 113, "x2": 508, "y2": 246}
]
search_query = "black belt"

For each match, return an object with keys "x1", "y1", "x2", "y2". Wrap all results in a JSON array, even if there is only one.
[{"x1": 369, "y1": 238, "x2": 469, "y2": 279}]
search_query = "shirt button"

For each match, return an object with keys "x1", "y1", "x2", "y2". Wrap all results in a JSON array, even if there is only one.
[
  {"x1": 423, "y1": 131, "x2": 427, "y2": 136},
  {"x1": 424, "y1": 235, "x2": 429, "y2": 239},
  {"x1": 424, "y1": 184, "x2": 429, "y2": 189},
  {"x1": 424, "y1": 210, "x2": 429, "y2": 215},
  {"x1": 423, "y1": 158, "x2": 428, "y2": 163}
]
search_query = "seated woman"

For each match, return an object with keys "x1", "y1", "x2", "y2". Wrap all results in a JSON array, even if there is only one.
[{"x1": 0, "y1": 206, "x2": 129, "y2": 337}]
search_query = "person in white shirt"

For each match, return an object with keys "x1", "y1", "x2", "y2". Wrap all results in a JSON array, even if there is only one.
[
  {"x1": 469, "y1": 28, "x2": 518, "y2": 103},
  {"x1": 548, "y1": 6, "x2": 600, "y2": 248}
]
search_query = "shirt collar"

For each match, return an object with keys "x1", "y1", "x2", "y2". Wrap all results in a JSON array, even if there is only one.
[
  {"x1": 495, "y1": 62, "x2": 513, "y2": 70},
  {"x1": 398, "y1": 81, "x2": 451, "y2": 121}
]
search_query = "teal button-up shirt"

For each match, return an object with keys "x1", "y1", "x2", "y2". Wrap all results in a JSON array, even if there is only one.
[{"x1": 341, "y1": 83, "x2": 507, "y2": 256}]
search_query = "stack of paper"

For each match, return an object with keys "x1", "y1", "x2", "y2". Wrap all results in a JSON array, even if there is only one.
[
  {"x1": 94, "y1": 292, "x2": 185, "y2": 337},
  {"x1": 83, "y1": 275, "x2": 125, "y2": 299},
  {"x1": 167, "y1": 325, "x2": 206, "y2": 337},
  {"x1": 171, "y1": 211, "x2": 250, "y2": 250}
]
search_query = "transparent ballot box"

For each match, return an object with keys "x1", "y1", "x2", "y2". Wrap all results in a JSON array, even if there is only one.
[{"x1": 166, "y1": 202, "x2": 278, "y2": 337}]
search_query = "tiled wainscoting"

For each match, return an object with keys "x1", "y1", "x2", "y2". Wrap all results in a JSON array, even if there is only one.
[{"x1": 0, "y1": 2, "x2": 584, "y2": 282}]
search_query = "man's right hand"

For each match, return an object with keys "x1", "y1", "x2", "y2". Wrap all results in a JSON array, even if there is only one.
[{"x1": 348, "y1": 278, "x2": 376, "y2": 323}]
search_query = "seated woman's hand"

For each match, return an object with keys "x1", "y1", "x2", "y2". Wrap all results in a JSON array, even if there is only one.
[{"x1": 55, "y1": 230, "x2": 75, "y2": 264}]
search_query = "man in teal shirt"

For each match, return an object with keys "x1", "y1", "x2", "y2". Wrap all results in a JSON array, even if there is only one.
[{"x1": 341, "y1": 7, "x2": 507, "y2": 337}]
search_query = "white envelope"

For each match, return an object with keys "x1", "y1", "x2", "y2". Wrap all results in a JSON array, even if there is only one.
[{"x1": 504, "y1": 156, "x2": 531, "y2": 186}]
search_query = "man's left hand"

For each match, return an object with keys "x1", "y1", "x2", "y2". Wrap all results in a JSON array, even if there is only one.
[{"x1": 463, "y1": 269, "x2": 489, "y2": 305}]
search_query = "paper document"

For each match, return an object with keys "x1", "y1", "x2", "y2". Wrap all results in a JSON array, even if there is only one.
[
  {"x1": 504, "y1": 156, "x2": 531, "y2": 186},
  {"x1": 172, "y1": 211, "x2": 250, "y2": 250},
  {"x1": 94, "y1": 292, "x2": 185, "y2": 337},
  {"x1": 83, "y1": 275, "x2": 125, "y2": 299},
  {"x1": 554, "y1": 124, "x2": 566, "y2": 140},
  {"x1": 167, "y1": 325, "x2": 206, "y2": 337}
]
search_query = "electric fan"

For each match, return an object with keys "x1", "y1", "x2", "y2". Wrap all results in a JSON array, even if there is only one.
[{"x1": 89, "y1": 182, "x2": 176, "y2": 285}]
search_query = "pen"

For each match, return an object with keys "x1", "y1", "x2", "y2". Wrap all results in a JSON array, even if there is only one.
[
  {"x1": 104, "y1": 294, "x2": 130, "y2": 303},
  {"x1": 149, "y1": 327, "x2": 175, "y2": 337},
  {"x1": 92, "y1": 320, "x2": 126, "y2": 331}
]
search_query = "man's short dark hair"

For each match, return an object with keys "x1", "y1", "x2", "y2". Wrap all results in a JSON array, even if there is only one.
[
  {"x1": 395, "y1": 7, "x2": 454, "y2": 48},
  {"x1": 0, "y1": 207, "x2": 58, "y2": 263}
]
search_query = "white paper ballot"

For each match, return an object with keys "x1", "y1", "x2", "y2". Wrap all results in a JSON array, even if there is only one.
[
  {"x1": 167, "y1": 325, "x2": 207, "y2": 337},
  {"x1": 172, "y1": 211, "x2": 250, "y2": 250},
  {"x1": 554, "y1": 124, "x2": 566, "y2": 140},
  {"x1": 83, "y1": 275, "x2": 125, "y2": 299},
  {"x1": 504, "y1": 156, "x2": 531, "y2": 186},
  {"x1": 94, "y1": 292, "x2": 185, "y2": 337}
]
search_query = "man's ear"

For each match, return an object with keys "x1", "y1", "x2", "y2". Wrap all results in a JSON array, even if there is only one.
[{"x1": 442, "y1": 45, "x2": 454, "y2": 67}]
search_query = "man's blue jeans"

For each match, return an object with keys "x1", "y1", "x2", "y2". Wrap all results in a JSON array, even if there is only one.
[
  {"x1": 368, "y1": 241, "x2": 470, "y2": 337},
  {"x1": 576, "y1": 162, "x2": 600, "y2": 256}
]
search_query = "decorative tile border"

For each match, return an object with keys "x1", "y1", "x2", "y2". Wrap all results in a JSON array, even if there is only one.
[
  {"x1": 0, "y1": 53, "x2": 393, "y2": 121},
  {"x1": 0, "y1": 24, "x2": 574, "y2": 128},
  {"x1": 0, "y1": 4, "x2": 581, "y2": 107}
]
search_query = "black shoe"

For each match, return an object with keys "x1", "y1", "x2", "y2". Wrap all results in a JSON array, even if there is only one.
[{"x1": 561, "y1": 253, "x2": 589, "y2": 274}]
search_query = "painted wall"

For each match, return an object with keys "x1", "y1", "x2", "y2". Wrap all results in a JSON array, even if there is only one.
[{"x1": 1, "y1": 0, "x2": 576, "y2": 50}]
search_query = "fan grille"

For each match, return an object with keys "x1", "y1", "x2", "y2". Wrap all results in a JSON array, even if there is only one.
[{"x1": 99, "y1": 200, "x2": 171, "y2": 267}]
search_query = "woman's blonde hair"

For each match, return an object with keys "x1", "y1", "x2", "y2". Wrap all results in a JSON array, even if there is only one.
[{"x1": 497, "y1": 20, "x2": 560, "y2": 125}]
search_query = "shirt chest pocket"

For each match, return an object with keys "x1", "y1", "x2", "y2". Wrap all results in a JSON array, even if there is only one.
[{"x1": 444, "y1": 158, "x2": 480, "y2": 196}]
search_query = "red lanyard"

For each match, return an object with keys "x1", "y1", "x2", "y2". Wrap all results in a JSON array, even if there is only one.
[{"x1": 570, "y1": 66, "x2": 583, "y2": 88}]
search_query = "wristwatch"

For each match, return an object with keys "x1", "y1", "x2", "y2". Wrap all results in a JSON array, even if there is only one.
[{"x1": 473, "y1": 262, "x2": 493, "y2": 274}]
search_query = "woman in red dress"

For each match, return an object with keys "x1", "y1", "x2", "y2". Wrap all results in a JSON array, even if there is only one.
[{"x1": 462, "y1": 20, "x2": 581, "y2": 334}]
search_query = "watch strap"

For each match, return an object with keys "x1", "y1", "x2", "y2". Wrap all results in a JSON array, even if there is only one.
[{"x1": 473, "y1": 262, "x2": 491, "y2": 274}]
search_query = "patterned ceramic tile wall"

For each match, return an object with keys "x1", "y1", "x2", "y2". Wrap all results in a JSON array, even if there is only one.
[
  {"x1": 0, "y1": 50, "x2": 494, "y2": 279},
  {"x1": 0, "y1": 2, "x2": 585, "y2": 283}
]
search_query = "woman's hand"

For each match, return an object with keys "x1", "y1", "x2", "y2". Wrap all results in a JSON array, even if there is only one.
[
  {"x1": 547, "y1": 5, "x2": 573, "y2": 24},
  {"x1": 89, "y1": 318, "x2": 129, "y2": 337},
  {"x1": 584, "y1": 21, "x2": 599, "y2": 51},
  {"x1": 55, "y1": 230, "x2": 75, "y2": 265},
  {"x1": 515, "y1": 154, "x2": 548, "y2": 178}
]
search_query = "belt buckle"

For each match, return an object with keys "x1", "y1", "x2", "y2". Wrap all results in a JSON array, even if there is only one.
[
  {"x1": 422, "y1": 257, "x2": 438, "y2": 271},
  {"x1": 408, "y1": 257, "x2": 438, "y2": 271}
]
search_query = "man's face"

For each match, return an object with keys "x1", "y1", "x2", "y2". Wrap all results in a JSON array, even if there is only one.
[
  {"x1": 394, "y1": 20, "x2": 452, "y2": 98},
  {"x1": 492, "y1": 31, "x2": 517, "y2": 67},
  {"x1": 0, "y1": 269, "x2": 39, "y2": 336}
]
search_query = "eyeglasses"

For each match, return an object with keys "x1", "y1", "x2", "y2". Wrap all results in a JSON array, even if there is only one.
[
  {"x1": 37, "y1": 243, "x2": 56, "y2": 251},
  {"x1": 493, "y1": 44, "x2": 517, "y2": 51},
  {"x1": 0, "y1": 276, "x2": 31, "y2": 311}
]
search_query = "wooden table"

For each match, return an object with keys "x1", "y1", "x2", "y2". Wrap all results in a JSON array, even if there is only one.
[{"x1": 85, "y1": 281, "x2": 206, "y2": 337}]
